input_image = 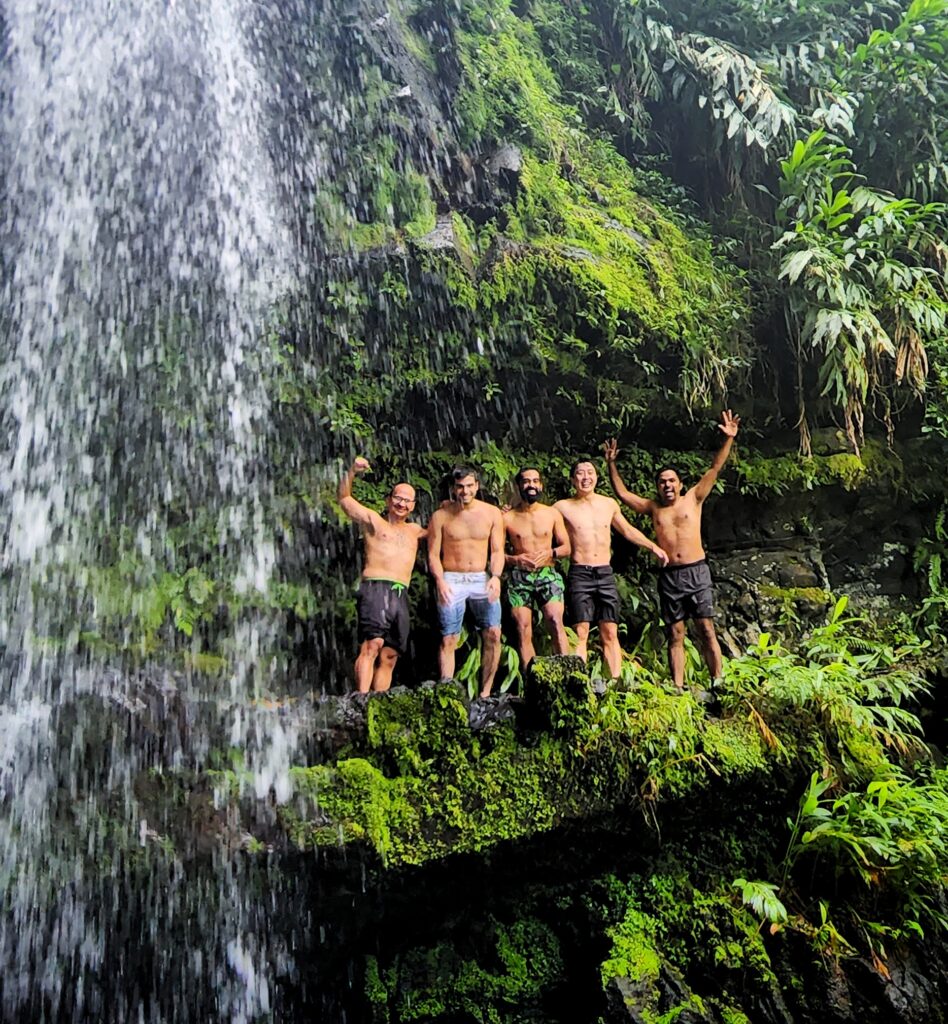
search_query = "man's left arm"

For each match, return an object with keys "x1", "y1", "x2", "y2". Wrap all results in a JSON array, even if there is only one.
[
  {"x1": 693, "y1": 409, "x2": 740, "y2": 502},
  {"x1": 487, "y1": 508, "x2": 505, "y2": 601},
  {"x1": 551, "y1": 509, "x2": 570, "y2": 561}
]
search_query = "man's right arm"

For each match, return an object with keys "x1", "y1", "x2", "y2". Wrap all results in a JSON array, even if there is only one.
[
  {"x1": 693, "y1": 410, "x2": 740, "y2": 502},
  {"x1": 603, "y1": 440, "x2": 652, "y2": 514},
  {"x1": 611, "y1": 505, "x2": 669, "y2": 566},
  {"x1": 427, "y1": 511, "x2": 452, "y2": 605},
  {"x1": 338, "y1": 457, "x2": 377, "y2": 527}
]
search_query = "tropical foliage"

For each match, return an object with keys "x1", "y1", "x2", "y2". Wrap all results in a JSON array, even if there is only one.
[{"x1": 528, "y1": 0, "x2": 948, "y2": 451}]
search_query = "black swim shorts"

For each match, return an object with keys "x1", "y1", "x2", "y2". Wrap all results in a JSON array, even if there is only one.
[
  {"x1": 657, "y1": 559, "x2": 714, "y2": 624},
  {"x1": 357, "y1": 578, "x2": 410, "y2": 654},
  {"x1": 566, "y1": 564, "x2": 620, "y2": 624}
]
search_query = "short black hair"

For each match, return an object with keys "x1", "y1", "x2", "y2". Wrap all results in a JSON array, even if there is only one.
[
  {"x1": 515, "y1": 466, "x2": 542, "y2": 486},
  {"x1": 452, "y1": 464, "x2": 479, "y2": 482},
  {"x1": 654, "y1": 465, "x2": 682, "y2": 484},
  {"x1": 570, "y1": 458, "x2": 596, "y2": 478}
]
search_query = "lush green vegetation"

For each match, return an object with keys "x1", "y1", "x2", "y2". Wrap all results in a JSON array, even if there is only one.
[
  {"x1": 290, "y1": 0, "x2": 948, "y2": 459},
  {"x1": 133, "y1": 4, "x2": 948, "y2": 1019},
  {"x1": 44, "y1": 0, "x2": 946, "y2": 685},
  {"x1": 267, "y1": 599, "x2": 948, "y2": 1021}
]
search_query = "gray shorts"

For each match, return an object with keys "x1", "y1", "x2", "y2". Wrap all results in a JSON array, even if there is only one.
[{"x1": 657, "y1": 559, "x2": 714, "y2": 624}]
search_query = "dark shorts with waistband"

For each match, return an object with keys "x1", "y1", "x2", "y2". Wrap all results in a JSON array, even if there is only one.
[
  {"x1": 566, "y1": 564, "x2": 620, "y2": 624},
  {"x1": 657, "y1": 559, "x2": 714, "y2": 624},
  {"x1": 357, "y1": 579, "x2": 410, "y2": 655},
  {"x1": 508, "y1": 566, "x2": 566, "y2": 610}
]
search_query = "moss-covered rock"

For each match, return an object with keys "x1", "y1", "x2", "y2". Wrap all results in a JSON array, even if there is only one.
[{"x1": 277, "y1": 654, "x2": 838, "y2": 866}]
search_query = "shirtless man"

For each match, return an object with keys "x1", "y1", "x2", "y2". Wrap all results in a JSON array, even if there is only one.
[
  {"x1": 503, "y1": 467, "x2": 571, "y2": 667},
  {"x1": 338, "y1": 457, "x2": 426, "y2": 693},
  {"x1": 604, "y1": 409, "x2": 740, "y2": 690},
  {"x1": 554, "y1": 460, "x2": 669, "y2": 679},
  {"x1": 428, "y1": 465, "x2": 506, "y2": 698}
]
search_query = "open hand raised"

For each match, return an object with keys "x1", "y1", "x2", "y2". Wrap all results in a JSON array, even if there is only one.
[{"x1": 718, "y1": 410, "x2": 740, "y2": 439}]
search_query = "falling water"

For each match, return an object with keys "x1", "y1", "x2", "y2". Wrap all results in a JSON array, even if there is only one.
[{"x1": 0, "y1": 0, "x2": 330, "y2": 1017}]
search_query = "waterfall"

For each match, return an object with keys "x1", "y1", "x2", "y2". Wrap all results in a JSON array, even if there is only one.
[{"x1": 0, "y1": 0, "x2": 320, "y2": 1017}]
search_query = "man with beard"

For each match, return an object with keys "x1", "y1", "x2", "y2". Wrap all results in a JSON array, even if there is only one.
[
  {"x1": 503, "y1": 467, "x2": 571, "y2": 667},
  {"x1": 604, "y1": 409, "x2": 740, "y2": 691},
  {"x1": 428, "y1": 465, "x2": 506, "y2": 698},
  {"x1": 338, "y1": 456, "x2": 427, "y2": 693},
  {"x1": 554, "y1": 460, "x2": 670, "y2": 679}
]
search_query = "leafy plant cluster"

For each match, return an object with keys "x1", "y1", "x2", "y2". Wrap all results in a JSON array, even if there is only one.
[
  {"x1": 364, "y1": 916, "x2": 563, "y2": 1023},
  {"x1": 913, "y1": 500, "x2": 948, "y2": 630},
  {"x1": 524, "y1": 0, "x2": 948, "y2": 450},
  {"x1": 271, "y1": 594, "x2": 948, "y2": 1020}
]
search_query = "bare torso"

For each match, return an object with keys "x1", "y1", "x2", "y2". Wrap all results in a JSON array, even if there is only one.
[
  {"x1": 554, "y1": 494, "x2": 618, "y2": 566},
  {"x1": 361, "y1": 519, "x2": 426, "y2": 585},
  {"x1": 504, "y1": 504, "x2": 558, "y2": 557},
  {"x1": 432, "y1": 500, "x2": 502, "y2": 572},
  {"x1": 651, "y1": 492, "x2": 706, "y2": 565}
]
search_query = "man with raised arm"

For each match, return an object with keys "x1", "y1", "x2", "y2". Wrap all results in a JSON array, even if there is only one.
[
  {"x1": 604, "y1": 409, "x2": 740, "y2": 691},
  {"x1": 503, "y1": 467, "x2": 571, "y2": 668},
  {"x1": 554, "y1": 460, "x2": 669, "y2": 680},
  {"x1": 428, "y1": 465, "x2": 506, "y2": 698},
  {"x1": 338, "y1": 457, "x2": 427, "y2": 693}
]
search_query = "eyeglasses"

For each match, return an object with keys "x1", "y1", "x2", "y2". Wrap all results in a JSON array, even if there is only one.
[{"x1": 390, "y1": 496, "x2": 415, "y2": 506}]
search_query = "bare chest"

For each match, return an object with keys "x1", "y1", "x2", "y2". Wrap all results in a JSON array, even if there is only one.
[
  {"x1": 443, "y1": 512, "x2": 492, "y2": 544},
  {"x1": 366, "y1": 522, "x2": 417, "y2": 552},
  {"x1": 506, "y1": 512, "x2": 553, "y2": 549},
  {"x1": 654, "y1": 500, "x2": 700, "y2": 533},
  {"x1": 561, "y1": 503, "x2": 613, "y2": 540}
]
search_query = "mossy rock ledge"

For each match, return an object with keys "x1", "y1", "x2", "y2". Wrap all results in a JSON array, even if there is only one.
[
  {"x1": 282, "y1": 656, "x2": 811, "y2": 867},
  {"x1": 274, "y1": 652, "x2": 948, "y2": 1023}
]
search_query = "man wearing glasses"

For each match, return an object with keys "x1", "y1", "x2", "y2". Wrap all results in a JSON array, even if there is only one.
[{"x1": 338, "y1": 457, "x2": 427, "y2": 692}]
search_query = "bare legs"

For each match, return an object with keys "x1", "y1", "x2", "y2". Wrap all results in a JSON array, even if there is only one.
[
  {"x1": 373, "y1": 647, "x2": 399, "y2": 692},
  {"x1": 479, "y1": 626, "x2": 501, "y2": 698},
  {"x1": 572, "y1": 620, "x2": 622, "y2": 679},
  {"x1": 511, "y1": 607, "x2": 536, "y2": 668},
  {"x1": 354, "y1": 638, "x2": 399, "y2": 693},
  {"x1": 438, "y1": 633, "x2": 459, "y2": 681},
  {"x1": 511, "y1": 603, "x2": 568, "y2": 669},
  {"x1": 543, "y1": 604, "x2": 569, "y2": 656},
  {"x1": 599, "y1": 621, "x2": 622, "y2": 679},
  {"x1": 573, "y1": 622, "x2": 590, "y2": 663},
  {"x1": 668, "y1": 617, "x2": 722, "y2": 689},
  {"x1": 439, "y1": 628, "x2": 502, "y2": 697},
  {"x1": 668, "y1": 620, "x2": 687, "y2": 689},
  {"x1": 694, "y1": 617, "x2": 723, "y2": 680}
]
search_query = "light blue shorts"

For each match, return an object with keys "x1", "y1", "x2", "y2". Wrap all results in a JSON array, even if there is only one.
[{"x1": 438, "y1": 571, "x2": 502, "y2": 636}]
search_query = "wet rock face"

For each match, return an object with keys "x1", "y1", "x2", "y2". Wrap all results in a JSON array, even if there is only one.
[
  {"x1": 703, "y1": 483, "x2": 925, "y2": 647},
  {"x1": 604, "y1": 968, "x2": 715, "y2": 1024}
]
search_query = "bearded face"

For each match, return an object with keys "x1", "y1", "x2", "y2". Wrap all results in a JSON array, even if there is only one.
[{"x1": 517, "y1": 470, "x2": 542, "y2": 504}]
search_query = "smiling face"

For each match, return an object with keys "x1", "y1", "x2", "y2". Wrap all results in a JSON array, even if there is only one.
[
  {"x1": 453, "y1": 474, "x2": 478, "y2": 506},
  {"x1": 516, "y1": 469, "x2": 543, "y2": 504},
  {"x1": 386, "y1": 483, "x2": 416, "y2": 520},
  {"x1": 571, "y1": 461, "x2": 597, "y2": 496},
  {"x1": 655, "y1": 470, "x2": 682, "y2": 506}
]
